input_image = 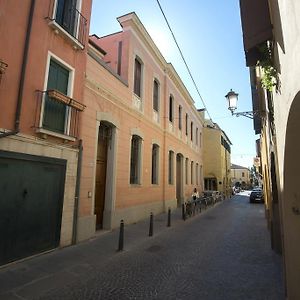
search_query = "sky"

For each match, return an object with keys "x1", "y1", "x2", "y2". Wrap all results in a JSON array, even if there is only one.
[{"x1": 89, "y1": 0, "x2": 257, "y2": 168}]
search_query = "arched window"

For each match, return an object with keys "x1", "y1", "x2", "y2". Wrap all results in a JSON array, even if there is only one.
[
  {"x1": 134, "y1": 58, "x2": 142, "y2": 97},
  {"x1": 153, "y1": 79, "x2": 159, "y2": 112},
  {"x1": 169, "y1": 95, "x2": 174, "y2": 122},
  {"x1": 152, "y1": 144, "x2": 159, "y2": 184},
  {"x1": 130, "y1": 135, "x2": 142, "y2": 184},
  {"x1": 191, "y1": 160, "x2": 194, "y2": 184},
  {"x1": 168, "y1": 150, "x2": 174, "y2": 184},
  {"x1": 178, "y1": 105, "x2": 182, "y2": 130}
]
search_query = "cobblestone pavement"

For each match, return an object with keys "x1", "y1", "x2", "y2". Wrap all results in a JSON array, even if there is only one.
[
  {"x1": 41, "y1": 195, "x2": 284, "y2": 300},
  {"x1": 0, "y1": 194, "x2": 284, "y2": 300}
]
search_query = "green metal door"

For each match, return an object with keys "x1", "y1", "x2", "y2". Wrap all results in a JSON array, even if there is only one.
[{"x1": 0, "y1": 151, "x2": 66, "y2": 265}]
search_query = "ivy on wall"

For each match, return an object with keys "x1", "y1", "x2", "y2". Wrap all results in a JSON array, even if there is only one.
[{"x1": 257, "y1": 42, "x2": 279, "y2": 92}]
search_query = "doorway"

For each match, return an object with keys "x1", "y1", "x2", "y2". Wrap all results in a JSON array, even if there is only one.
[{"x1": 94, "y1": 122, "x2": 111, "y2": 230}]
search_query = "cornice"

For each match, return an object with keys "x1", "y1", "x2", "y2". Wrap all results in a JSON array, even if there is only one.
[{"x1": 118, "y1": 12, "x2": 166, "y2": 70}]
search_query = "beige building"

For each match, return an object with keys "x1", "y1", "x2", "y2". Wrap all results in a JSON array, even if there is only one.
[
  {"x1": 239, "y1": 0, "x2": 300, "y2": 297},
  {"x1": 77, "y1": 12, "x2": 205, "y2": 238},
  {"x1": 231, "y1": 163, "x2": 250, "y2": 188},
  {"x1": 203, "y1": 119, "x2": 232, "y2": 197}
]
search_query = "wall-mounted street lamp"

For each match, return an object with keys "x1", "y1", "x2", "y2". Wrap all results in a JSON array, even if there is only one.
[{"x1": 225, "y1": 89, "x2": 259, "y2": 119}]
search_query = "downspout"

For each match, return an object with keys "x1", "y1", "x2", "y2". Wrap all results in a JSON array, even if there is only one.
[
  {"x1": 0, "y1": 0, "x2": 35, "y2": 138},
  {"x1": 72, "y1": 139, "x2": 83, "y2": 245}
]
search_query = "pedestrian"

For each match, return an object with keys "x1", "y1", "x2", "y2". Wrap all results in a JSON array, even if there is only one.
[{"x1": 192, "y1": 187, "x2": 199, "y2": 200}]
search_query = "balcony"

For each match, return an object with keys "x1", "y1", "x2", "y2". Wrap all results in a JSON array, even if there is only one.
[
  {"x1": 35, "y1": 90, "x2": 86, "y2": 140},
  {"x1": 47, "y1": 0, "x2": 87, "y2": 49}
]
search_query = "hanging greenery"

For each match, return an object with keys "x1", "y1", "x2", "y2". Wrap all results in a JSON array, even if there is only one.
[{"x1": 257, "y1": 42, "x2": 279, "y2": 92}]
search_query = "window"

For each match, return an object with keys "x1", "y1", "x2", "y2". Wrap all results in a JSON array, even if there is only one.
[
  {"x1": 200, "y1": 165, "x2": 203, "y2": 186},
  {"x1": 185, "y1": 113, "x2": 188, "y2": 135},
  {"x1": 55, "y1": 0, "x2": 77, "y2": 35},
  {"x1": 196, "y1": 163, "x2": 199, "y2": 185},
  {"x1": 185, "y1": 158, "x2": 189, "y2": 184},
  {"x1": 169, "y1": 95, "x2": 174, "y2": 122},
  {"x1": 53, "y1": 0, "x2": 87, "y2": 46},
  {"x1": 242, "y1": 172, "x2": 245, "y2": 177},
  {"x1": 191, "y1": 122, "x2": 193, "y2": 141},
  {"x1": 43, "y1": 59, "x2": 69, "y2": 134},
  {"x1": 168, "y1": 151, "x2": 174, "y2": 184},
  {"x1": 178, "y1": 106, "x2": 182, "y2": 130},
  {"x1": 134, "y1": 58, "x2": 142, "y2": 97},
  {"x1": 152, "y1": 144, "x2": 159, "y2": 184},
  {"x1": 191, "y1": 161, "x2": 194, "y2": 184},
  {"x1": 153, "y1": 79, "x2": 159, "y2": 112},
  {"x1": 130, "y1": 135, "x2": 142, "y2": 184},
  {"x1": 196, "y1": 128, "x2": 199, "y2": 145},
  {"x1": 200, "y1": 132, "x2": 202, "y2": 147}
]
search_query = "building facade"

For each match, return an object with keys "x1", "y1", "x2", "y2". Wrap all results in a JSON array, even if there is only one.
[
  {"x1": 203, "y1": 119, "x2": 232, "y2": 197},
  {"x1": 231, "y1": 163, "x2": 250, "y2": 189},
  {"x1": 78, "y1": 12, "x2": 204, "y2": 236},
  {"x1": 239, "y1": 0, "x2": 300, "y2": 297},
  {"x1": 0, "y1": 0, "x2": 92, "y2": 265}
]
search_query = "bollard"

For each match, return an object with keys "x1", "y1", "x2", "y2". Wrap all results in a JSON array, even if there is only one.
[
  {"x1": 182, "y1": 203, "x2": 186, "y2": 221},
  {"x1": 149, "y1": 212, "x2": 154, "y2": 236},
  {"x1": 118, "y1": 219, "x2": 124, "y2": 251},
  {"x1": 167, "y1": 208, "x2": 171, "y2": 227}
]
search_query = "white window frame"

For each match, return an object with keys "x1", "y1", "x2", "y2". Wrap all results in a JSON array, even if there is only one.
[{"x1": 38, "y1": 51, "x2": 75, "y2": 139}]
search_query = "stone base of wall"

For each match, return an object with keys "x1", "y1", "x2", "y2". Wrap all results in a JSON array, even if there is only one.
[
  {"x1": 77, "y1": 215, "x2": 97, "y2": 242},
  {"x1": 109, "y1": 199, "x2": 177, "y2": 229}
]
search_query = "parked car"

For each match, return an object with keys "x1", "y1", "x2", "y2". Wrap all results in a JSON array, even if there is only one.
[{"x1": 249, "y1": 187, "x2": 264, "y2": 203}]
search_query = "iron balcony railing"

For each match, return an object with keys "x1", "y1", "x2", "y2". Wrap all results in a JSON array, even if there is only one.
[
  {"x1": 48, "y1": 0, "x2": 87, "y2": 47},
  {"x1": 34, "y1": 90, "x2": 86, "y2": 139}
]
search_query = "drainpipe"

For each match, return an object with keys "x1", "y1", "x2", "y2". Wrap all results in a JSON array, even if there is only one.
[
  {"x1": 0, "y1": 0, "x2": 35, "y2": 138},
  {"x1": 72, "y1": 139, "x2": 83, "y2": 245}
]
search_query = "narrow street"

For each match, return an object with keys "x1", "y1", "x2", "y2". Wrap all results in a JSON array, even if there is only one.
[{"x1": 0, "y1": 194, "x2": 284, "y2": 300}]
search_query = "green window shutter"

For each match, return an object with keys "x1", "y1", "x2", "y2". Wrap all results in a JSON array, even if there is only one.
[{"x1": 43, "y1": 60, "x2": 69, "y2": 134}]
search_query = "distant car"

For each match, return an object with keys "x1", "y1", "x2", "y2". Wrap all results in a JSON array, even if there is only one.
[{"x1": 249, "y1": 187, "x2": 264, "y2": 203}]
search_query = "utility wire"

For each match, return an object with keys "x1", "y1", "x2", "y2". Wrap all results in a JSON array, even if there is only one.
[{"x1": 156, "y1": 0, "x2": 213, "y2": 122}]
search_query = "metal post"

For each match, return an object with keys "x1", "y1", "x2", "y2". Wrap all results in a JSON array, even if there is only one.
[
  {"x1": 118, "y1": 219, "x2": 124, "y2": 251},
  {"x1": 149, "y1": 212, "x2": 154, "y2": 236},
  {"x1": 182, "y1": 203, "x2": 186, "y2": 221},
  {"x1": 167, "y1": 208, "x2": 171, "y2": 227}
]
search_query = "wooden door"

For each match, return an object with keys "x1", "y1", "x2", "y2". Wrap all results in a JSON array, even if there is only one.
[{"x1": 94, "y1": 125, "x2": 108, "y2": 229}]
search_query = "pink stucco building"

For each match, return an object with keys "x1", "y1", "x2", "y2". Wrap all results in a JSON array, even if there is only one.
[
  {"x1": 78, "y1": 12, "x2": 205, "y2": 238},
  {"x1": 0, "y1": 0, "x2": 92, "y2": 265}
]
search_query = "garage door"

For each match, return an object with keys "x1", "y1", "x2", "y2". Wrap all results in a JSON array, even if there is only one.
[{"x1": 0, "y1": 150, "x2": 66, "y2": 265}]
